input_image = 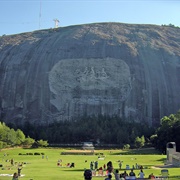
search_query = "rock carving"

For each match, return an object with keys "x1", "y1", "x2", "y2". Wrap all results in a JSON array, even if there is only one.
[{"x1": 48, "y1": 58, "x2": 132, "y2": 120}]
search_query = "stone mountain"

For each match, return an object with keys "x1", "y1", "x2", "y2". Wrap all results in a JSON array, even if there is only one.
[{"x1": 0, "y1": 22, "x2": 180, "y2": 127}]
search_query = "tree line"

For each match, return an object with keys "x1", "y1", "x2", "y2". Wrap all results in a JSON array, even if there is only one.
[
  {"x1": 0, "y1": 122, "x2": 48, "y2": 149},
  {"x1": 2, "y1": 110, "x2": 180, "y2": 152},
  {"x1": 14, "y1": 115, "x2": 154, "y2": 149}
]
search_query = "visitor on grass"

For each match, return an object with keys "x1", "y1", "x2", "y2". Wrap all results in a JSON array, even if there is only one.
[
  {"x1": 11, "y1": 158, "x2": 14, "y2": 166},
  {"x1": 138, "y1": 169, "x2": 145, "y2": 178},
  {"x1": 84, "y1": 169, "x2": 92, "y2": 180},
  {"x1": 105, "y1": 174, "x2": 112, "y2": 180},
  {"x1": 18, "y1": 167, "x2": 22, "y2": 176},
  {"x1": 98, "y1": 166, "x2": 103, "y2": 176},
  {"x1": 119, "y1": 161, "x2": 122, "y2": 169},
  {"x1": 103, "y1": 164, "x2": 106, "y2": 170},
  {"x1": 95, "y1": 161, "x2": 98, "y2": 170},
  {"x1": 90, "y1": 161, "x2": 94, "y2": 170},
  {"x1": 107, "y1": 161, "x2": 113, "y2": 173},
  {"x1": 113, "y1": 169, "x2": 120, "y2": 180},
  {"x1": 122, "y1": 170, "x2": 128, "y2": 178},
  {"x1": 12, "y1": 172, "x2": 18, "y2": 180},
  {"x1": 129, "y1": 169, "x2": 136, "y2": 176},
  {"x1": 120, "y1": 174, "x2": 125, "y2": 180},
  {"x1": 148, "y1": 173, "x2": 155, "y2": 179}
]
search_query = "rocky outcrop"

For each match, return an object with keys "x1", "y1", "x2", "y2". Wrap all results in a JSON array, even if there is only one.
[{"x1": 0, "y1": 23, "x2": 180, "y2": 126}]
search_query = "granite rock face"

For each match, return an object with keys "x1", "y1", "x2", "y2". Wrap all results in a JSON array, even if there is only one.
[{"x1": 0, "y1": 23, "x2": 180, "y2": 126}]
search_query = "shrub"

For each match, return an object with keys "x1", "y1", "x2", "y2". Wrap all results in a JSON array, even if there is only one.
[{"x1": 123, "y1": 144, "x2": 130, "y2": 150}]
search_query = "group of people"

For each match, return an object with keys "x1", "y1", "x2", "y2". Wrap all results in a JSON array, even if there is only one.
[
  {"x1": 57, "y1": 159, "x2": 75, "y2": 168},
  {"x1": 84, "y1": 160, "x2": 156, "y2": 180},
  {"x1": 104, "y1": 160, "x2": 145, "y2": 180},
  {"x1": 105, "y1": 169, "x2": 156, "y2": 180},
  {"x1": 105, "y1": 169, "x2": 138, "y2": 180},
  {"x1": 90, "y1": 161, "x2": 99, "y2": 170}
]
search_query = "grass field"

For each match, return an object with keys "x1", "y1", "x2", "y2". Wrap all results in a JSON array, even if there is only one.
[{"x1": 0, "y1": 148, "x2": 179, "y2": 180}]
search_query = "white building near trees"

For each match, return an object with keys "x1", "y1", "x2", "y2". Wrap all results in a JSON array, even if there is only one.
[{"x1": 82, "y1": 142, "x2": 94, "y2": 150}]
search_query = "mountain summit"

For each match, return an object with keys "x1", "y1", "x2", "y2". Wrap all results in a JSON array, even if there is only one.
[{"x1": 0, "y1": 22, "x2": 180, "y2": 126}]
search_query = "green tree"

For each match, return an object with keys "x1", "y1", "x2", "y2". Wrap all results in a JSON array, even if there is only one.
[
  {"x1": 141, "y1": 135, "x2": 145, "y2": 147},
  {"x1": 6, "y1": 128, "x2": 17, "y2": 145},
  {"x1": 0, "y1": 122, "x2": 8, "y2": 141},
  {"x1": 23, "y1": 136, "x2": 35, "y2": 146},
  {"x1": 152, "y1": 110, "x2": 180, "y2": 152},
  {"x1": 0, "y1": 141, "x2": 4, "y2": 149},
  {"x1": 134, "y1": 135, "x2": 145, "y2": 149},
  {"x1": 0, "y1": 121, "x2": 36, "y2": 149},
  {"x1": 150, "y1": 134, "x2": 158, "y2": 147},
  {"x1": 15, "y1": 129, "x2": 26, "y2": 145},
  {"x1": 37, "y1": 139, "x2": 49, "y2": 147},
  {"x1": 123, "y1": 144, "x2": 130, "y2": 150}
]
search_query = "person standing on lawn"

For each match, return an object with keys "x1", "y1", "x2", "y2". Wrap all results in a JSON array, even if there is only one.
[
  {"x1": 113, "y1": 169, "x2": 120, "y2": 180},
  {"x1": 138, "y1": 169, "x2": 145, "y2": 178}
]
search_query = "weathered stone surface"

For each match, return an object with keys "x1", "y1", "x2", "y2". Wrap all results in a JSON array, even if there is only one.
[{"x1": 0, "y1": 23, "x2": 180, "y2": 126}]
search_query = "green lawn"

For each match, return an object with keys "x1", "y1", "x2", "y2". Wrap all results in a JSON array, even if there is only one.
[{"x1": 0, "y1": 148, "x2": 179, "y2": 180}]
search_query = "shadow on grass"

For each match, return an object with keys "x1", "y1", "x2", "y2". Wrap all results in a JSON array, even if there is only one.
[
  {"x1": 112, "y1": 148, "x2": 161, "y2": 155},
  {"x1": 61, "y1": 168, "x2": 85, "y2": 172},
  {"x1": 169, "y1": 175, "x2": 180, "y2": 179},
  {"x1": 153, "y1": 164, "x2": 179, "y2": 169},
  {"x1": 156, "y1": 158, "x2": 166, "y2": 162}
]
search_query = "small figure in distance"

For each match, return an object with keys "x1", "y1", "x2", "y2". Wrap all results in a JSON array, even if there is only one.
[
  {"x1": 18, "y1": 166, "x2": 22, "y2": 176},
  {"x1": 12, "y1": 172, "x2": 18, "y2": 180},
  {"x1": 119, "y1": 161, "x2": 122, "y2": 169}
]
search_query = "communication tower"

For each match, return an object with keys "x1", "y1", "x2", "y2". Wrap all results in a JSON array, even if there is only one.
[
  {"x1": 39, "y1": 0, "x2": 42, "y2": 29},
  {"x1": 53, "y1": 19, "x2": 59, "y2": 28}
]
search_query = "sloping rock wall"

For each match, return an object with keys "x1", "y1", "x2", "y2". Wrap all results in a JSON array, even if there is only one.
[{"x1": 0, "y1": 23, "x2": 180, "y2": 126}]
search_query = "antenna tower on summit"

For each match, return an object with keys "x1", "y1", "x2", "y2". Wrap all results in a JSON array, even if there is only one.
[
  {"x1": 53, "y1": 19, "x2": 59, "y2": 28},
  {"x1": 39, "y1": 0, "x2": 42, "y2": 29}
]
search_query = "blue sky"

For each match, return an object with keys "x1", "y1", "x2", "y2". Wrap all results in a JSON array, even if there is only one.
[{"x1": 0, "y1": 0, "x2": 180, "y2": 35}]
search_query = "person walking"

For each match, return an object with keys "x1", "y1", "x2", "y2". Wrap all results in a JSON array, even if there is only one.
[{"x1": 18, "y1": 167, "x2": 22, "y2": 176}]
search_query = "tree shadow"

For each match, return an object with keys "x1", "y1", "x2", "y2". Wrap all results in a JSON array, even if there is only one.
[
  {"x1": 156, "y1": 158, "x2": 166, "y2": 162},
  {"x1": 61, "y1": 168, "x2": 85, "y2": 172},
  {"x1": 112, "y1": 148, "x2": 161, "y2": 155}
]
